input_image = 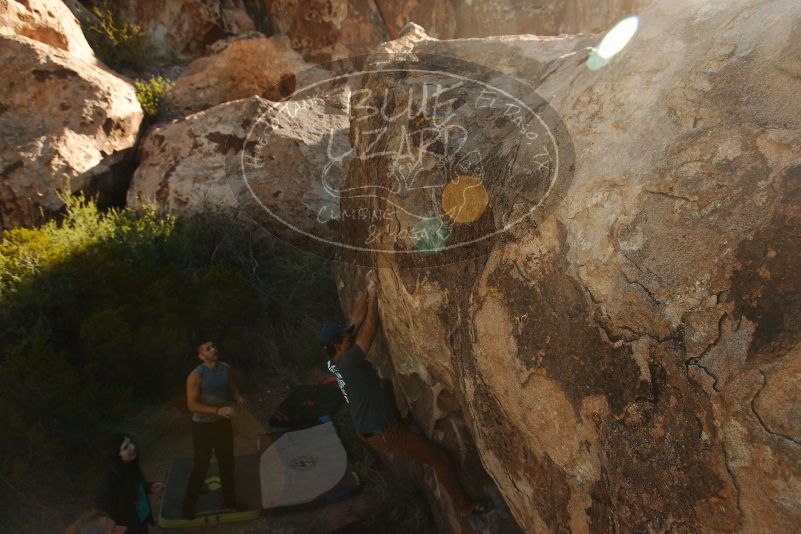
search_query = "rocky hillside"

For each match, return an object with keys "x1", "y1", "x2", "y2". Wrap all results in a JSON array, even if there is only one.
[{"x1": 1, "y1": 0, "x2": 646, "y2": 232}]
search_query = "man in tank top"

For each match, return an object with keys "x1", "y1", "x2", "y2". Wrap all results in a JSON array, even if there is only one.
[{"x1": 182, "y1": 341, "x2": 247, "y2": 519}]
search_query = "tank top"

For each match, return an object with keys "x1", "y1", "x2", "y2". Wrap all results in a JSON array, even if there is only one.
[{"x1": 191, "y1": 362, "x2": 231, "y2": 423}]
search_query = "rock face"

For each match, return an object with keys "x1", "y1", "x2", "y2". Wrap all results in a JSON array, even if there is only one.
[
  {"x1": 334, "y1": 0, "x2": 801, "y2": 532},
  {"x1": 0, "y1": 0, "x2": 95, "y2": 62},
  {"x1": 127, "y1": 97, "x2": 263, "y2": 214},
  {"x1": 451, "y1": 0, "x2": 652, "y2": 38},
  {"x1": 127, "y1": 92, "x2": 349, "y2": 246},
  {"x1": 374, "y1": 0, "x2": 649, "y2": 40},
  {"x1": 265, "y1": 0, "x2": 388, "y2": 61},
  {"x1": 0, "y1": 26, "x2": 142, "y2": 230},
  {"x1": 374, "y1": 0, "x2": 456, "y2": 40},
  {"x1": 116, "y1": 0, "x2": 255, "y2": 60},
  {"x1": 259, "y1": 0, "x2": 647, "y2": 63},
  {"x1": 170, "y1": 33, "x2": 326, "y2": 114}
]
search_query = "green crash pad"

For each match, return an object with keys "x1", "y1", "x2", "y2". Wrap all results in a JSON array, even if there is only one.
[{"x1": 159, "y1": 455, "x2": 261, "y2": 528}]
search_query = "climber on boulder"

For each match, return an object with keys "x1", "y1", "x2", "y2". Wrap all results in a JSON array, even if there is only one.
[{"x1": 322, "y1": 270, "x2": 491, "y2": 516}]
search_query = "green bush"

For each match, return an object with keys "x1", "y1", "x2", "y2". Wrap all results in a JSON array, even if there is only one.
[
  {"x1": 0, "y1": 194, "x2": 341, "y2": 522},
  {"x1": 134, "y1": 76, "x2": 175, "y2": 119},
  {"x1": 82, "y1": 1, "x2": 149, "y2": 72}
]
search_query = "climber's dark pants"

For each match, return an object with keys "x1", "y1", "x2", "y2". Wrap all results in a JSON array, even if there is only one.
[
  {"x1": 363, "y1": 421, "x2": 470, "y2": 511},
  {"x1": 183, "y1": 419, "x2": 236, "y2": 508}
]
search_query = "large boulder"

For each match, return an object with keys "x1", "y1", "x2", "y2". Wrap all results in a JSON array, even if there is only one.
[
  {"x1": 127, "y1": 91, "x2": 349, "y2": 247},
  {"x1": 334, "y1": 0, "x2": 801, "y2": 532},
  {"x1": 115, "y1": 0, "x2": 255, "y2": 60},
  {"x1": 372, "y1": 0, "x2": 649, "y2": 40},
  {"x1": 0, "y1": 0, "x2": 95, "y2": 62},
  {"x1": 170, "y1": 33, "x2": 328, "y2": 114},
  {"x1": 0, "y1": 31, "x2": 142, "y2": 230}
]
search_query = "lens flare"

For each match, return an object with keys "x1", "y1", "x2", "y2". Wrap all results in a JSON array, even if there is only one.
[
  {"x1": 587, "y1": 16, "x2": 639, "y2": 71},
  {"x1": 411, "y1": 218, "x2": 449, "y2": 253},
  {"x1": 441, "y1": 175, "x2": 489, "y2": 224}
]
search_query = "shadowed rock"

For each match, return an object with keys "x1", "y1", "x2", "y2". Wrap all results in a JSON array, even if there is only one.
[{"x1": 336, "y1": 1, "x2": 801, "y2": 532}]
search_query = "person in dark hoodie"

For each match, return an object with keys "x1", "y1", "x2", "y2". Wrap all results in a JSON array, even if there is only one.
[{"x1": 94, "y1": 433, "x2": 163, "y2": 534}]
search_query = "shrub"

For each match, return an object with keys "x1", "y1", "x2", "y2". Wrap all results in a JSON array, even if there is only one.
[
  {"x1": 82, "y1": 1, "x2": 149, "y2": 72},
  {"x1": 134, "y1": 76, "x2": 175, "y2": 119}
]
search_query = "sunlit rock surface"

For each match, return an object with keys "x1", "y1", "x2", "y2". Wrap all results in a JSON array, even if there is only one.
[
  {"x1": 263, "y1": 0, "x2": 389, "y2": 62},
  {"x1": 127, "y1": 92, "x2": 348, "y2": 246},
  {"x1": 0, "y1": 16, "x2": 142, "y2": 230},
  {"x1": 336, "y1": 0, "x2": 801, "y2": 532},
  {"x1": 0, "y1": 0, "x2": 95, "y2": 62},
  {"x1": 451, "y1": 0, "x2": 652, "y2": 38},
  {"x1": 248, "y1": 0, "x2": 646, "y2": 63}
]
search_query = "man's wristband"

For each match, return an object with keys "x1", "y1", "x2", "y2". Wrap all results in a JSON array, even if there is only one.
[{"x1": 215, "y1": 407, "x2": 220, "y2": 415}]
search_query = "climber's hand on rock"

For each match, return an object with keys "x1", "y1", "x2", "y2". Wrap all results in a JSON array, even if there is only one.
[
  {"x1": 367, "y1": 280, "x2": 378, "y2": 297},
  {"x1": 366, "y1": 269, "x2": 378, "y2": 294}
]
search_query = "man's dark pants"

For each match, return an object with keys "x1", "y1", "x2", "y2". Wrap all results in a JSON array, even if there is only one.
[{"x1": 183, "y1": 419, "x2": 236, "y2": 509}]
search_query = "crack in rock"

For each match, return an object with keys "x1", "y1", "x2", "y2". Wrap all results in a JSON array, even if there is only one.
[{"x1": 751, "y1": 369, "x2": 801, "y2": 447}]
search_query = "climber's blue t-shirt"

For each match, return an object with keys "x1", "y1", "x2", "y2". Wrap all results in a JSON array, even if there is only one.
[{"x1": 327, "y1": 344, "x2": 395, "y2": 434}]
